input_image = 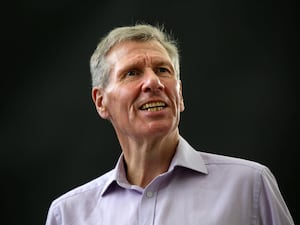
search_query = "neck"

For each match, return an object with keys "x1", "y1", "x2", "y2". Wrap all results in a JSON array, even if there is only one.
[{"x1": 118, "y1": 131, "x2": 180, "y2": 188}]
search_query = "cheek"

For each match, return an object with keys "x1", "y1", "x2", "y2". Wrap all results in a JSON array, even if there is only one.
[
  {"x1": 167, "y1": 82, "x2": 182, "y2": 104},
  {"x1": 105, "y1": 86, "x2": 137, "y2": 111},
  {"x1": 172, "y1": 90, "x2": 184, "y2": 113}
]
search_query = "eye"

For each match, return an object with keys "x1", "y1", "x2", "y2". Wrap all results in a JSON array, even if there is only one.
[
  {"x1": 126, "y1": 70, "x2": 139, "y2": 76},
  {"x1": 157, "y1": 67, "x2": 169, "y2": 73},
  {"x1": 156, "y1": 67, "x2": 172, "y2": 76}
]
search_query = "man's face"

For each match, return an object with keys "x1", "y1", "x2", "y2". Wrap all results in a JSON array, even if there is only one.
[{"x1": 92, "y1": 40, "x2": 184, "y2": 140}]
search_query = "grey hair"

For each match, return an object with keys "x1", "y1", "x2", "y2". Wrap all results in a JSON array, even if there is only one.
[{"x1": 90, "y1": 23, "x2": 180, "y2": 88}]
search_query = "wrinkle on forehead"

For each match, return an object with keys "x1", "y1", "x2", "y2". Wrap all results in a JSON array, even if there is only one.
[{"x1": 106, "y1": 40, "x2": 173, "y2": 75}]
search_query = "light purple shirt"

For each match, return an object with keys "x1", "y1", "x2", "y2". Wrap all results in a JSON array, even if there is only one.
[{"x1": 46, "y1": 136, "x2": 294, "y2": 225}]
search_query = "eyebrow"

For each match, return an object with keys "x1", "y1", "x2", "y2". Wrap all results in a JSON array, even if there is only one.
[
  {"x1": 115, "y1": 59, "x2": 145, "y2": 76},
  {"x1": 151, "y1": 59, "x2": 175, "y2": 74},
  {"x1": 111, "y1": 52, "x2": 176, "y2": 80}
]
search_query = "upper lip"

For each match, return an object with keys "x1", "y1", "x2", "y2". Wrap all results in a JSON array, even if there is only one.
[{"x1": 139, "y1": 100, "x2": 167, "y2": 110}]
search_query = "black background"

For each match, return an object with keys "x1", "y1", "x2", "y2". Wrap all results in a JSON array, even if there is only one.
[{"x1": 1, "y1": 0, "x2": 298, "y2": 224}]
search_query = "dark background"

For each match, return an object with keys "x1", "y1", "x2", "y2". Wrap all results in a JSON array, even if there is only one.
[{"x1": 1, "y1": 0, "x2": 297, "y2": 224}]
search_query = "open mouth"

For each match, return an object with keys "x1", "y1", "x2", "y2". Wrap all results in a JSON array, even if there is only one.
[{"x1": 140, "y1": 101, "x2": 166, "y2": 112}]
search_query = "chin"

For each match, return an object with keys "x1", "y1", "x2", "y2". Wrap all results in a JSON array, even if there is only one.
[{"x1": 144, "y1": 123, "x2": 177, "y2": 136}]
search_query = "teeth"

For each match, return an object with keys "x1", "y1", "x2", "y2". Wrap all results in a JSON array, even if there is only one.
[
  {"x1": 146, "y1": 106, "x2": 164, "y2": 111},
  {"x1": 141, "y1": 102, "x2": 166, "y2": 110}
]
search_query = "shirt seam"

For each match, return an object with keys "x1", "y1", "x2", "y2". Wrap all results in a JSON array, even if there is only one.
[
  {"x1": 51, "y1": 179, "x2": 107, "y2": 208},
  {"x1": 205, "y1": 161, "x2": 264, "y2": 172},
  {"x1": 252, "y1": 167, "x2": 263, "y2": 225}
]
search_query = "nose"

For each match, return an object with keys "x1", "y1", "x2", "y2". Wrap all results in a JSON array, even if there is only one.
[{"x1": 141, "y1": 69, "x2": 165, "y2": 92}]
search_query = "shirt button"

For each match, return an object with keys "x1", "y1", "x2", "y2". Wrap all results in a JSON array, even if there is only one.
[{"x1": 146, "y1": 191, "x2": 153, "y2": 198}]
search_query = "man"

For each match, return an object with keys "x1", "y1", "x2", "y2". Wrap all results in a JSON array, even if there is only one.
[{"x1": 45, "y1": 24, "x2": 294, "y2": 225}]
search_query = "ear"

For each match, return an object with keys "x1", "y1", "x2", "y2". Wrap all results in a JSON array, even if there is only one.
[
  {"x1": 179, "y1": 80, "x2": 185, "y2": 112},
  {"x1": 92, "y1": 87, "x2": 110, "y2": 119}
]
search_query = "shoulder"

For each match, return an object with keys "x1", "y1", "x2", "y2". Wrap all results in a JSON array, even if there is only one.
[
  {"x1": 201, "y1": 151, "x2": 265, "y2": 169},
  {"x1": 50, "y1": 169, "x2": 114, "y2": 209},
  {"x1": 197, "y1": 151, "x2": 279, "y2": 197},
  {"x1": 179, "y1": 136, "x2": 269, "y2": 178},
  {"x1": 199, "y1": 151, "x2": 270, "y2": 179}
]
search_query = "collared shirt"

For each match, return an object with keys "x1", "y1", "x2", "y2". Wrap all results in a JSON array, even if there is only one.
[{"x1": 45, "y1": 136, "x2": 294, "y2": 225}]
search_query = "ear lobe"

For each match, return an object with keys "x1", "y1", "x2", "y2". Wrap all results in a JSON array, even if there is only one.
[{"x1": 92, "y1": 87, "x2": 110, "y2": 119}]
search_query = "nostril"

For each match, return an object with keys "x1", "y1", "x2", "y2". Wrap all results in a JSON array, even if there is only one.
[
  {"x1": 142, "y1": 78, "x2": 164, "y2": 92},
  {"x1": 142, "y1": 81, "x2": 164, "y2": 92},
  {"x1": 141, "y1": 69, "x2": 165, "y2": 92}
]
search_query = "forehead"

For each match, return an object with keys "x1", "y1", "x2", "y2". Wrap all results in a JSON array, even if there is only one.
[{"x1": 106, "y1": 40, "x2": 171, "y2": 67}]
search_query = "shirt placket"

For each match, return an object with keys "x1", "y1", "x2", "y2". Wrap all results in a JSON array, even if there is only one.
[{"x1": 138, "y1": 185, "x2": 159, "y2": 225}]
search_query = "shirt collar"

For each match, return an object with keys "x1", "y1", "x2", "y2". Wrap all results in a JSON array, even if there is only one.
[
  {"x1": 101, "y1": 135, "x2": 208, "y2": 196},
  {"x1": 168, "y1": 136, "x2": 208, "y2": 174}
]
